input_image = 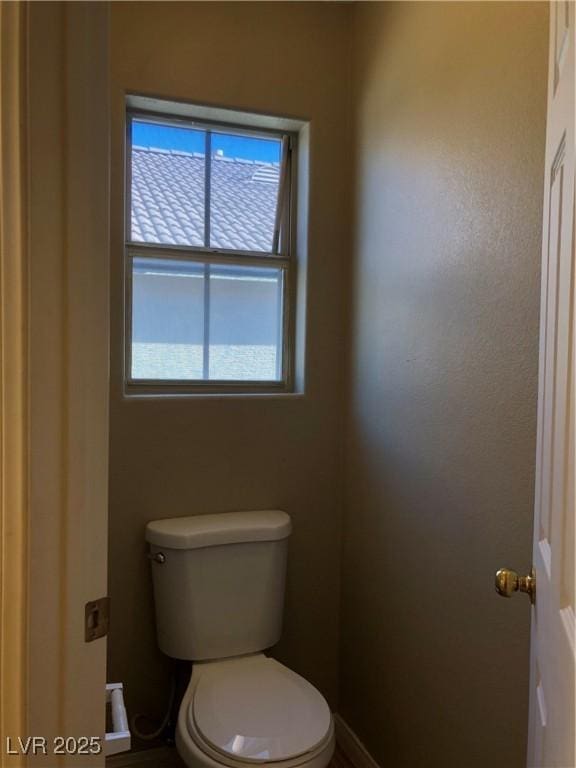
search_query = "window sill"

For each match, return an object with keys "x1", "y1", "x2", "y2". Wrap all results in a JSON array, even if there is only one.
[{"x1": 121, "y1": 390, "x2": 306, "y2": 402}]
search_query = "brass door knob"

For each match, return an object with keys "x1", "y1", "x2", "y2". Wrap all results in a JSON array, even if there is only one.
[{"x1": 495, "y1": 567, "x2": 536, "y2": 604}]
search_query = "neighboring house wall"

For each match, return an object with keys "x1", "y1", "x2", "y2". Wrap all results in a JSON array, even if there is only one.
[
  {"x1": 108, "y1": 0, "x2": 351, "y2": 748},
  {"x1": 341, "y1": 3, "x2": 548, "y2": 767},
  {"x1": 132, "y1": 272, "x2": 281, "y2": 380}
]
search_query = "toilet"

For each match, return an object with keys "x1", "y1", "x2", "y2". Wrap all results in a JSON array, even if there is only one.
[{"x1": 146, "y1": 510, "x2": 335, "y2": 768}]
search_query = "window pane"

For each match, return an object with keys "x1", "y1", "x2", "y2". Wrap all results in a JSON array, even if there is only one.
[
  {"x1": 210, "y1": 132, "x2": 282, "y2": 253},
  {"x1": 209, "y1": 264, "x2": 283, "y2": 381},
  {"x1": 130, "y1": 119, "x2": 206, "y2": 247},
  {"x1": 130, "y1": 258, "x2": 284, "y2": 383},
  {"x1": 131, "y1": 257, "x2": 205, "y2": 380}
]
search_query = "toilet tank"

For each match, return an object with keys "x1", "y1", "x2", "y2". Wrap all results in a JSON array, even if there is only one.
[{"x1": 145, "y1": 510, "x2": 291, "y2": 660}]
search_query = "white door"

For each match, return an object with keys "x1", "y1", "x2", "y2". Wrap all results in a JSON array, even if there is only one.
[{"x1": 528, "y1": 1, "x2": 575, "y2": 765}]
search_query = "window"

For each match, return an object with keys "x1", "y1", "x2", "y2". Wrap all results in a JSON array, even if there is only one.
[{"x1": 125, "y1": 101, "x2": 297, "y2": 394}]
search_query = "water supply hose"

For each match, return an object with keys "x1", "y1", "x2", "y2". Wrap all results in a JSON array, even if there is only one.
[{"x1": 130, "y1": 668, "x2": 176, "y2": 742}]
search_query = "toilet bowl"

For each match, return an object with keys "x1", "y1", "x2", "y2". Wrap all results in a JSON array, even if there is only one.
[
  {"x1": 176, "y1": 655, "x2": 335, "y2": 768},
  {"x1": 146, "y1": 511, "x2": 333, "y2": 768}
]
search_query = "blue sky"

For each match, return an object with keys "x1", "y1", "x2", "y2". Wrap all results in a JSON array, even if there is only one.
[{"x1": 132, "y1": 120, "x2": 281, "y2": 163}]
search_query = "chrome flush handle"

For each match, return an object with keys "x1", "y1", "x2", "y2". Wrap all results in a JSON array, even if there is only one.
[{"x1": 147, "y1": 551, "x2": 166, "y2": 564}]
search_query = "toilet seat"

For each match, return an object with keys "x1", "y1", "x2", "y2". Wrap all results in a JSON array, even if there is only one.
[
  {"x1": 177, "y1": 654, "x2": 335, "y2": 768},
  {"x1": 191, "y1": 655, "x2": 331, "y2": 762}
]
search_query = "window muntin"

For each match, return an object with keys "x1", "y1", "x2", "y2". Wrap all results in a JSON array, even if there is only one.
[{"x1": 125, "y1": 109, "x2": 294, "y2": 392}]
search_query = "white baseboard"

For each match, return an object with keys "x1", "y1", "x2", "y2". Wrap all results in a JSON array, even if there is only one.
[
  {"x1": 334, "y1": 714, "x2": 381, "y2": 768},
  {"x1": 105, "y1": 746, "x2": 175, "y2": 767}
]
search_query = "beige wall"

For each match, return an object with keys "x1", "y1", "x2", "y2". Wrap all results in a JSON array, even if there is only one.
[
  {"x1": 108, "y1": 1, "x2": 352, "y2": 740},
  {"x1": 340, "y1": 3, "x2": 547, "y2": 767}
]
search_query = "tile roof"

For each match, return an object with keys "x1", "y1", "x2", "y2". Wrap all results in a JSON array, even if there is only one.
[{"x1": 130, "y1": 146, "x2": 280, "y2": 252}]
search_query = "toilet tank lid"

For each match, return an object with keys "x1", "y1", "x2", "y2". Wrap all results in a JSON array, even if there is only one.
[{"x1": 145, "y1": 510, "x2": 291, "y2": 550}]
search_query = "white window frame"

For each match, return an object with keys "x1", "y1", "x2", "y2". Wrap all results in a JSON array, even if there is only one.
[{"x1": 124, "y1": 99, "x2": 298, "y2": 395}]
